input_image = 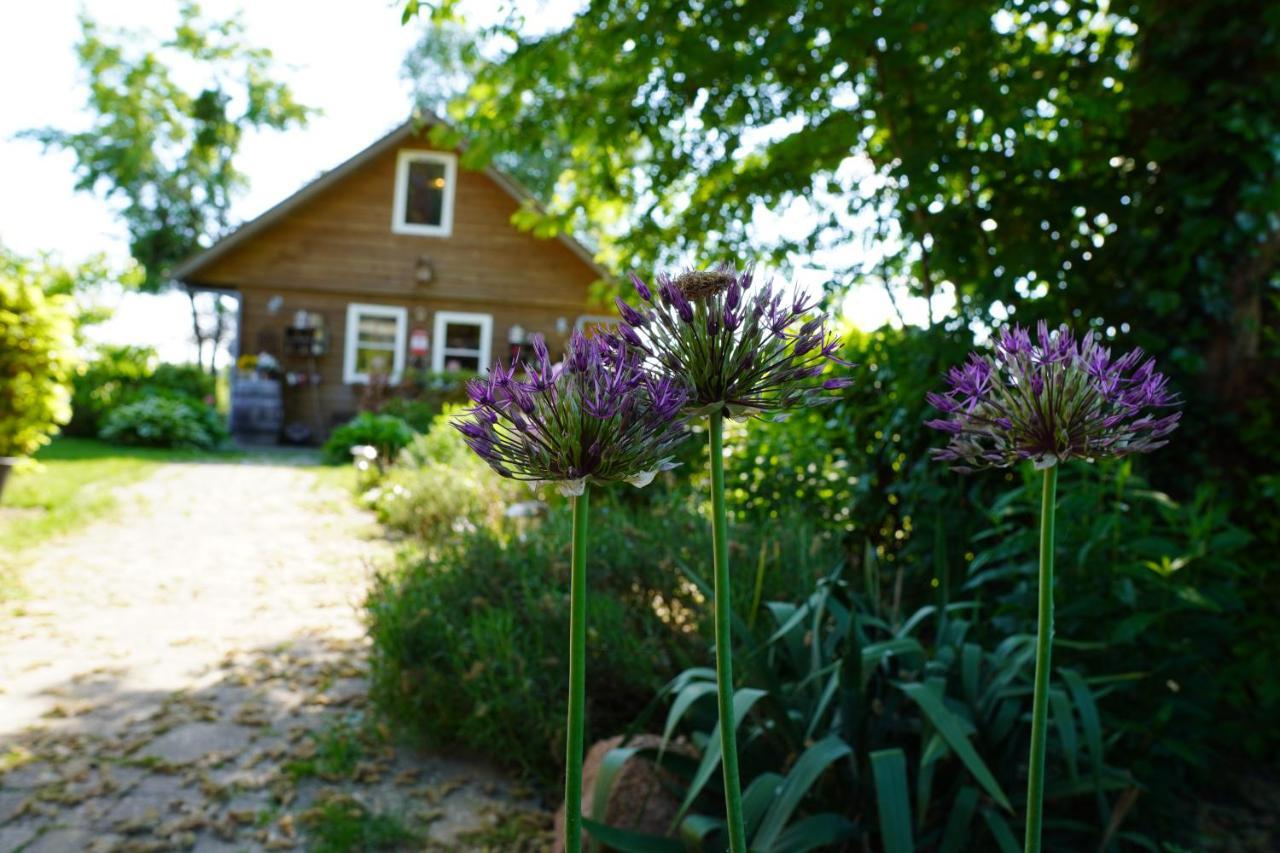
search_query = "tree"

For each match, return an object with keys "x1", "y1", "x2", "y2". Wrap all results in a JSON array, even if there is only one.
[
  {"x1": 23, "y1": 2, "x2": 313, "y2": 372},
  {"x1": 0, "y1": 269, "x2": 78, "y2": 465}
]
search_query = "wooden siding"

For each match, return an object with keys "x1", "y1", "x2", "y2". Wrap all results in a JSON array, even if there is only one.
[{"x1": 191, "y1": 134, "x2": 609, "y2": 437}]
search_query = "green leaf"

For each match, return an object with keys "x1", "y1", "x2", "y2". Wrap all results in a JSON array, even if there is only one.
[
  {"x1": 979, "y1": 808, "x2": 1022, "y2": 853},
  {"x1": 671, "y1": 687, "x2": 768, "y2": 828},
  {"x1": 1059, "y1": 668, "x2": 1103, "y2": 780},
  {"x1": 741, "y1": 772, "x2": 784, "y2": 839},
  {"x1": 870, "y1": 748, "x2": 914, "y2": 853},
  {"x1": 770, "y1": 813, "x2": 859, "y2": 853},
  {"x1": 897, "y1": 682, "x2": 1012, "y2": 811},
  {"x1": 660, "y1": 680, "x2": 718, "y2": 756},
  {"x1": 754, "y1": 736, "x2": 853, "y2": 848},
  {"x1": 1049, "y1": 688, "x2": 1079, "y2": 780},
  {"x1": 582, "y1": 818, "x2": 683, "y2": 853},
  {"x1": 938, "y1": 786, "x2": 980, "y2": 853}
]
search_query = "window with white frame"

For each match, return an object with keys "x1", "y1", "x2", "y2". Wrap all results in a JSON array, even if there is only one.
[
  {"x1": 392, "y1": 150, "x2": 457, "y2": 237},
  {"x1": 344, "y1": 303, "x2": 408, "y2": 384},
  {"x1": 432, "y1": 311, "x2": 492, "y2": 373}
]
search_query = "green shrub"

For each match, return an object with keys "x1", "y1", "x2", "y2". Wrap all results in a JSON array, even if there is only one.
[
  {"x1": 322, "y1": 412, "x2": 416, "y2": 466},
  {"x1": 0, "y1": 276, "x2": 78, "y2": 458},
  {"x1": 601, "y1": 568, "x2": 1134, "y2": 852},
  {"x1": 66, "y1": 344, "x2": 155, "y2": 436},
  {"x1": 376, "y1": 397, "x2": 438, "y2": 433},
  {"x1": 147, "y1": 361, "x2": 215, "y2": 404},
  {"x1": 365, "y1": 497, "x2": 720, "y2": 781},
  {"x1": 99, "y1": 395, "x2": 227, "y2": 450}
]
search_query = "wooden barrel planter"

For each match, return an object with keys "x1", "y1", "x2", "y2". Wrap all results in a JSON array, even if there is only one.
[{"x1": 229, "y1": 379, "x2": 284, "y2": 444}]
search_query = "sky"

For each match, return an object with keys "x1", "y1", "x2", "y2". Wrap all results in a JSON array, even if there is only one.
[{"x1": 0, "y1": 1, "x2": 939, "y2": 365}]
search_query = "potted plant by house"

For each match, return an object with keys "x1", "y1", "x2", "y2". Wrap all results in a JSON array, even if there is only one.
[{"x1": 0, "y1": 275, "x2": 78, "y2": 502}]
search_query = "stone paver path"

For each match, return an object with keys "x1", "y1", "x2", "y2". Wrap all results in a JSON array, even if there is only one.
[{"x1": 0, "y1": 460, "x2": 545, "y2": 852}]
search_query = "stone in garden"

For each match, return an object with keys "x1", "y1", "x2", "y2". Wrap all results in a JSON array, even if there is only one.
[{"x1": 552, "y1": 734, "x2": 685, "y2": 853}]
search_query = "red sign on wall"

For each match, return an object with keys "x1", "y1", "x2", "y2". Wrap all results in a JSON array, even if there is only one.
[{"x1": 410, "y1": 328, "x2": 429, "y2": 356}]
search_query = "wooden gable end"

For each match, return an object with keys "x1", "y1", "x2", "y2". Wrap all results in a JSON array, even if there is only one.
[{"x1": 188, "y1": 136, "x2": 602, "y2": 311}]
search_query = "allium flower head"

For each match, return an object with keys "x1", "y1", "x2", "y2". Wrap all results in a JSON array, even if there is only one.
[
  {"x1": 455, "y1": 331, "x2": 688, "y2": 495},
  {"x1": 926, "y1": 322, "x2": 1180, "y2": 471},
  {"x1": 619, "y1": 265, "x2": 852, "y2": 419}
]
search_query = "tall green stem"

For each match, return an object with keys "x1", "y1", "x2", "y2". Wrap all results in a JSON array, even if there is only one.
[
  {"x1": 565, "y1": 488, "x2": 590, "y2": 853},
  {"x1": 1024, "y1": 465, "x2": 1058, "y2": 853},
  {"x1": 709, "y1": 412, "x2": 747, "y2": 853}
]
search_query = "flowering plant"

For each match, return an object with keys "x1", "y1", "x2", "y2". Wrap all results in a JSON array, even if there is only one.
[
  {"x1": 926, "y1": 322, "x2": 1179, "y2": 471},
  {"x1": 457, "y1": 330, "x2": 687, "y2": 495},
  {"x1": 454, "y1": 329, "x2": 687, "y2": 853},
  {"x1": 927, "y1": 321, "x2": 1179, "y2": 853},
  {"x1": 620, "y1": 266, "x2": 850, "y2": 853}
]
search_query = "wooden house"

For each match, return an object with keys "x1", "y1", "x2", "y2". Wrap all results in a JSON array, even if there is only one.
[{"x1": 173, "y1": 118, "x2": 612, "y2": 440}]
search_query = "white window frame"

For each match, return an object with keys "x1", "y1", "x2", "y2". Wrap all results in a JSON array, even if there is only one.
[
  {"x1": 391, "y1": 149, "x2": 457, "y2": 237},
  {"x1": 343, "y1": 302, "x2": 408, "y2": 384},
  {"x1": 432, "y1": 311, "x2": 493, "y2": 374}
]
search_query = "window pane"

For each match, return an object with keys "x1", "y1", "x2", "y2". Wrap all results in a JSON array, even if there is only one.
[
  {"x1": 444, "y1": 322, "x2": 481, "y2": 350},
  {"x1": 355, "y1": 346, "x2": 393, "y2": 375},
  {"x1": 443, "y1": 354, "x2": 481, "y2": 372},
  {"x1": 405, "y1": 160, "x2": 446, "y2": 226},
  {"x1": 357, "y1": 314, "x2": 398, "y2": 347}
]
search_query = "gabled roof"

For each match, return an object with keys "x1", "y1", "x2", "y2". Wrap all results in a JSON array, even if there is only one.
[{"x1": 173, "y1": 115, "x2": 607, "y2": 285}]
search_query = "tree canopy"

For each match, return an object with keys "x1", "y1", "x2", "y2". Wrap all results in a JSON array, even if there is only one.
[
  {"x1": 406, "y1": 0, "x2": 1278, "y2": 476},
  {"x1": 23, "y1": 2, "x2": 313, "y2": 292}
]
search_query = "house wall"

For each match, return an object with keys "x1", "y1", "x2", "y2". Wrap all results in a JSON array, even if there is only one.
[{"x1": 188, "y1": 133, "x2": 608, "y2": 437}]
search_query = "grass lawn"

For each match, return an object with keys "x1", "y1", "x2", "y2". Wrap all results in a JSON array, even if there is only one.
[{"x1": 0, "y1": 438, "x2": 244, "y2": 596}]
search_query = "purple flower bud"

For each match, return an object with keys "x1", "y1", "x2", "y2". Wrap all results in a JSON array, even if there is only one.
[
  {"x1": 630, "y1": 272, "x2": 653, "y2": 302},
  {"x1": 615, "y1": 296, "x2": 647, "y2": 327},
  {"x1": 823, "y1": 378, "x2": 853, "y2": 390}
]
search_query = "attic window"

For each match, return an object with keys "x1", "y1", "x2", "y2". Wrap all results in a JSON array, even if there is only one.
[{"x1": 392, "y1": 150, "x2": 456, "y2": 237}]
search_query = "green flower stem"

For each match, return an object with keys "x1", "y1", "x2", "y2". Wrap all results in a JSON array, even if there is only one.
[
  {"x1": 1024, "y1": 464, "x2": 1058, "y2": 853},
  {"x1": 709, "y1": 411, "x2": 747, "y2": 853},
  {"x1": 565, "y1": 487, "x2": 590, "y2": 853}
]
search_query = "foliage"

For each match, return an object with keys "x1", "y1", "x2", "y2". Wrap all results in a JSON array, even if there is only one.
[
  {"x1": 0, "y1": 275, "x2": 78, "y2": 460},
  {"x1": 594, "y1": 565, "x2": 1139, "y2": 852},
  {"x1": 321, "y1": 413, "x2": 418, "y2": 466},
  {"x1": 365, "y1": 410, "x2": 518, "y2": 547},
  {"x1": 0, "y1": 243, "x2": 134, "y2": 342},
  {"x1": 100, "y1": 395, "x2": 228, "y2": 451},
  {"x1": 21, "y1": 3, "x2": 312, "y2": 369},
  {"x1": 968, "y1": 461, "x2": 1258, "y2": 827},
  {"x1": 68, "y1": 345, "x2": 217, "y2": 438},
  {"x1": 365, "y1": 517, "x2": 700, "y2": 782},
  {"x1": 375, "y1": 397, "x2": 439, "y2": 434},
  {"x1": 300, "y1": 794, "x2": 418, "y2": 853}
]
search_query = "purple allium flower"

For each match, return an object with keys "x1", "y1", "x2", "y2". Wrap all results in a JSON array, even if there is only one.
[
  {"x1": 927, "y1": 322, "x2": 1180, "y2": 471},
  {"x1": 620, "y1": 265, "x2": 852, "y2": 419},
  {"x1": 456, "y1": 331, "x2": 688, "y2": 495}
]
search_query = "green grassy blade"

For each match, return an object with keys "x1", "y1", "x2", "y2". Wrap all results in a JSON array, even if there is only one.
[
  {"x1": 961, "y1": 643, "x2": 982, "y2": 708},
  {"x1": 678, "y1": 814, "x2": 724, "y2": 847},
  {"x1": 870, "y1": 748, "x2": 914, "y2": 853},
  {"x1": 1059, "y1": 668, "x2": 1103, "y2": 780},
  {"x1": 978, "y1": 808, "x2": 1021, "y2": 853},
  {"x1": 754, "y1": 736, "x2": 853, "y2": 848},
  {"x1": 660, "y1": 681, "x2": 718, "y2": 755},
  {"x1": 741, "y1": 771, "x2": 783, "y2": 840},
  {"x1": 770, "y1": 814, "x2": 859, "y2": 853},
  {"x1": 1049, "y1": 687, "x2": 1079, "y2": 780},
  {"x1": 591, "y1": 746, "x2": 641, "y2": 833},
  {"x1": 938, "y1": 786, "x2": 980, "y2": 853},
  {"x1": 897, "y1": 682, "x2": 1012, "y2": 811},
  {"x1": 582, "y1": 818, "x2": 684, "y2": 852},
  {"x1": 670, "y1": 687, "x2": 768, "y2": 829}
]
